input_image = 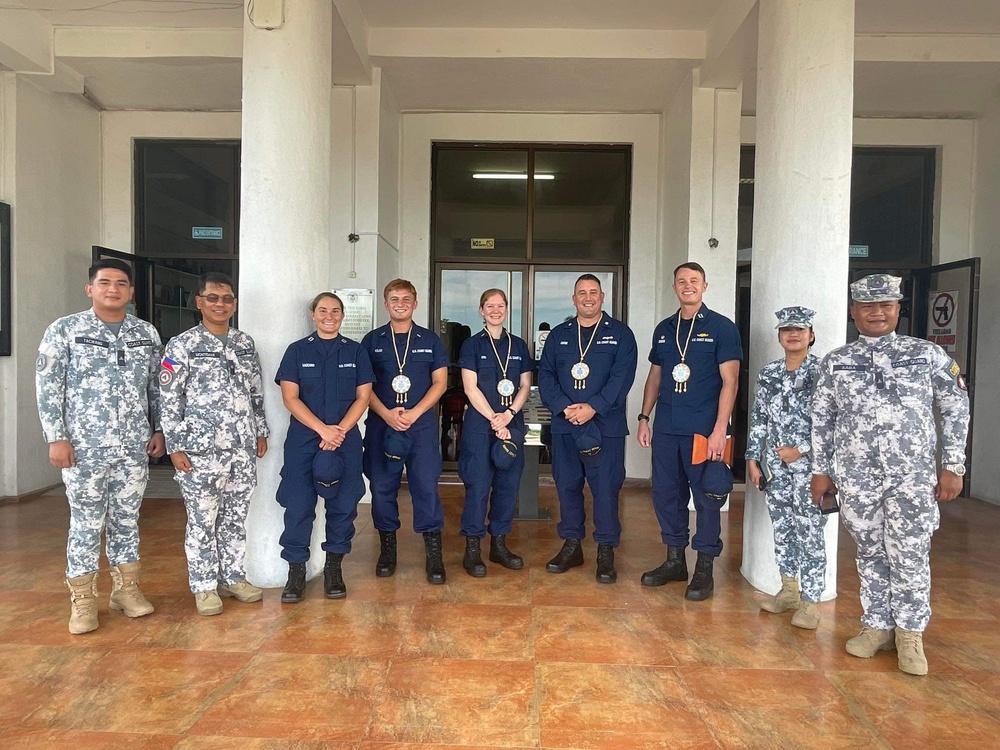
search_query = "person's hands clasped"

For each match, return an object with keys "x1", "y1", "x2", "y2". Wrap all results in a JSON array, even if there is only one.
[
  {"x1": 776, "y1": 446, "x2": 802, "y2": 464},
  {"x1": 490, "y1": 410, "x2": 513, "y2": 432},
  {"x1": 565, "y1": 403, "x2": 596, "y2": 426},
  {"x1": 318, "y1": 424, "x2": 346, "y2": 451}
]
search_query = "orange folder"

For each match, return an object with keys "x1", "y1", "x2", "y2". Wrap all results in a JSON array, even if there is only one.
[{"x1": 692, "y1": 434, "x2": 734, "y2": 466}]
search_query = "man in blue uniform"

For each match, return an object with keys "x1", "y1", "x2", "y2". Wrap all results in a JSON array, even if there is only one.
[
  {"x1": 538, "y1": 274, "x2": 638, "y2": 584},
  {"x1": 636, "y1": 262, "x2": 742, "y2": 600},
  {"x1": 362, "y1": 279, "x2": 450, "y2": 584}
]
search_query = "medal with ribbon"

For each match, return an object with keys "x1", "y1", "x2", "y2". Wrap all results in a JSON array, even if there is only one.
[
  {"x1": 391, "y1": 327, "x2": 413, "y2": 405},
  {"x1": 672, "y1": 310, "x2": 696, "y2": 393},
  {"x1": 488, "y1": 329, "x2": 516, "y2": 407},
  {"x1": 572, "y1": 313, "x2": 603, "y2": 390}
]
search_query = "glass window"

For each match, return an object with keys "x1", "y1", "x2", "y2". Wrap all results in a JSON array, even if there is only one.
[
  {"x1": 438, "y1": 268, "x2": 523, "y2": 363},
  {"x1": 433, "y1": 149, "x2": 528, "y2": 260},
  {"x1": 532, "y1": 150, "x2": 628, "y2": 262}
]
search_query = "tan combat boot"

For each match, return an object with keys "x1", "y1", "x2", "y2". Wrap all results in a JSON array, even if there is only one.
[
  {"x1": 759, "y1": 575, "x2": 801, "y2": 613},
  {"x1": 195, "y1": 590, "x2": 224, "y2": 616},
  {"x1": 895, "y1": 629, "x2": 928, "y2": 676},
  {"x1": 109, "y1": 561, "x2": 154, "y2": 617},
  {"x1": 791, "y1": 601, "x2": 820, "y2": 630},
  {"x1": 846, "y1": 626, "x2": 896, "y2": 658},
  {"x1": 218, "y1": 580, "x2": 263, "y2": 603},
  {"x1": 66, "y1": 572, "x2": 99, "y2": 634}
]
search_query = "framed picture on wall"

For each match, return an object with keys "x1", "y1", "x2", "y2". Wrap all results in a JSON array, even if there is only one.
[{"x1": 0, "y1": 202, "x2": 10, "y2": 357}]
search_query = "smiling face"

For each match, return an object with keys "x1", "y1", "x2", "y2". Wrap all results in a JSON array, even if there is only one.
[
  {"x1": 572, "y1": 279, "x2": 604, "y2": 322},
  {"x1": 778, "y1": 326, "x2": 813, "y2": 355},
  {"x1": 311, "y1": 295, "x2": 344, "y2": 339},
  {"x1": 480, "y1": 293, "x2": 508, "y2": 328},
  {"x1": 195, "y1": 282, "x2": 237, "y2": 330},
  {"x1": 851, "y1": 300, "x2": 900, "y2": 338},
  {"x1": 86, "y1": 268, "x2": 134, "y2": 318},
  {"x1": 385, "y1": 289, "x2": 417, "y2": 325},
  {"x1": 672, "y1": 268, "x2": 707, "y2": 309}
]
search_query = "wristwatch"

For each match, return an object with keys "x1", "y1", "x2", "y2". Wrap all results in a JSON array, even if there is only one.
[
  {"x1": 637, "y1": 414, "x2": 650, "y2": 422},
  {"x1": 507, "y1": 407, "x2": 518, "y2": 417},
  {"x1": 942, "y1": 463, "x2": 966, "y2": 476}
]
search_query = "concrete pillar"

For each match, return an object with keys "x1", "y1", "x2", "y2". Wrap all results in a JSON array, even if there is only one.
[
  {"x1": 741, "y1": 0, "x2": 854, "y2": 599},
  {"x1": 240, "y1": 0, "x2": 333, "y2": 587}
]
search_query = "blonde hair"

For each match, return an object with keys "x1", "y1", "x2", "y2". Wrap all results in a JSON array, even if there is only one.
[{"x1": 383, "y1": 278, "x2": 417, "y2": 301}]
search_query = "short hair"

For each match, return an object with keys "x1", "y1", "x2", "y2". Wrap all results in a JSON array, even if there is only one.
[
  {"x1": 310, "y1": 292, "x2": 344, "y2": 312},
  {"x1": 89, "y1": 258, "x2": 133, "y2": 284},
  {"x1": 574, "y1": 273, "x2": 602, "y2": 291},
  {"x1": 673, "y1": 262, "x2": 706, "y2": 281},
  {"x1": 197, "y1": 271, "x2": 235, "y2": 296},
  {"x1": 383, "y1": 278, "x2": 417, "y2": 301},
  {"x1": 479, "y1": 288, "x2": 508, "y2": 308}
]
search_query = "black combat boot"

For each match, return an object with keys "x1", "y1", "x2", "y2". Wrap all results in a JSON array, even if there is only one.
[
  {"x1": 281, "y1": 562, "x2": 307, "y2": 603},
  {"x1": 424, "y1": 531, "x2": 446, "y2": 584},
  {"x1": 596, "y1": 544, "x2": 617, "y2": 584},
  {"x1": 375, "y1": 530, "x2": 397, "y2": 578},
  {"x1": 463, "y1": 536, "x2": 487, "y2": 578},
  {"x1": 545, "y1": 539, "x2": 584, "y2": 573},
  {"x1": 489, "y1": 534, "x2": 524, "y2": 570},
  {"x1": 641, "y1": 545, "x2": 689, "y2": 586},
  {"x1": 684, "y1": 551, "x2": 715, "y2": 601},
  {"x1": 324, "y1": 552, "x2": 346, "y2": 599}
]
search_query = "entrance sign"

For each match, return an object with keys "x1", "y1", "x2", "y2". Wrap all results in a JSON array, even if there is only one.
[
  {"x1": 471, "y1": 238, "x2": 495, "y2": 250},
  {"x1": 849, "y1": 245, "x2": 869, "y2": 258},
  {"x1": 192, "y1": 227, "x2": 224, "y2": 240},
  {"x1": 927, "y1": 289, "x2": 958, "y2": 352},
  {"x1": 333, "y1": 288, "x2": 375, "y2": 341}
]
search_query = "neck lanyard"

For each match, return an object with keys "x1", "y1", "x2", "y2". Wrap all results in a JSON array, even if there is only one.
[
  {"x1": 390, "y1": 327, "x2": 413, "y2": 404},
  {"x1": 571, "y1": 313, "x2": 603, "y2": 390},
  {"x1": 487, "y1": 329, "x2": 516, "y2": 407},
  {"x1": 672, "y1": 311, "x2": 696, "y2": 393}
]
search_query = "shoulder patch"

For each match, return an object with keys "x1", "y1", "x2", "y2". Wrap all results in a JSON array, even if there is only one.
[{"x1": 949, "y1": 361, "x2": 960, "y2": 377}]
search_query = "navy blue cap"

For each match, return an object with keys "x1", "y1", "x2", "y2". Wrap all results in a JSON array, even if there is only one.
[
  {"x1": 700, "y1": 460, "x2": 734, "y2": 500},
  {"x1": 383, "y1": 429, "x2": 412, "y2": 475},
  {"x1": 574, "y1": 421, "x2": 604, "y2": 468},
  {"x1": 313, "y1": 450, "x2": 344, "y2": 499},
  {"x1": 491, "y1": 428, "x2": 524, "y2": 471}
]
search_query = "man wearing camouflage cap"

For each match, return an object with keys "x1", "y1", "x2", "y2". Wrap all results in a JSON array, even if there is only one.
[
  {"x1": 159, "y1": 272, "x2": 269, "y2": 616},
  {"x1": 36, "y1": 258, "x2": 165, "y2": 634},
  {"x1": 811, "y1": 274, "x2": 969, "y2": 675},
  {"x1": 747, "y1": 306, "x2": 826, "y2": 630}
]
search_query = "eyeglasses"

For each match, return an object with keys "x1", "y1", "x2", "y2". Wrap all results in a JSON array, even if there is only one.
[{"x1": 199, "y1": 294, "x2": 236, "y2": 304}]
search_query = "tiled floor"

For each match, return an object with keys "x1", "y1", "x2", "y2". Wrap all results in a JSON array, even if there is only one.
[{"x1": 1, "y1": 475, "x2": 999, "y2": 748}]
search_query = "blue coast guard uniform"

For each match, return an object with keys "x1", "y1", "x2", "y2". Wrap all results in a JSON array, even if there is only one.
[
  {"x1": 275, "y1": 333, "x2": 374, "y2": 563},
  {"x1": 746, "y1": 306, "x2": 826, "y2": 603},
  {"x1": 649, "y1": 305, "x2": 742, "y2": 556},
  {"x1": 538, "y1": 314, "x2": 637, "y2": 546},
  {"x1": 457, "y1": 329, "x2": 533, "y2": 538},
  {"x1": 361, "y1": 324, "x2": 450, "y2": 533}
]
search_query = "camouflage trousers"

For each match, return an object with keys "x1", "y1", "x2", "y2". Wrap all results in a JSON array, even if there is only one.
[
  {"x1": 175, "y1": 449, "x2": 257, "y2": 594},
  {"x1": 839, "y1": 471, "x2": 939, "y2": 632},
  {"x1": 765, "y1": 468, "x2": 828, "y2": 603},
  {"x1": 63, "y1": 446, "x2": 149, "y2": 578}
]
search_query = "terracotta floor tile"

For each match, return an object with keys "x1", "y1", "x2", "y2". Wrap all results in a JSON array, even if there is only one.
[
  {"x1": 0, "y1": 728, "x2": 182, "y2": 749},
  {"x1": 176, "y1": 740, "x2": 354, "y2": 750},
  {"x1": 260, "y1": 600, "x2": 409, "y2": 657},
  {"x1": 537, "y1": 662, "x2": 716, "y2": 749},
  {"x1": 367, "y1": 658, "x2": 536, "y2": 746},
  {"x1": 922, "y1": 617, "x2": 1000, "y2": 673},
  {"x1": 695, "y1": 706, "x2": 885, "y2": 750},
  {"x1": 533, "y1": 605, "x2": 676, "y2": 665},
  {"x1": 399, "y1": 602, "x2": 533, "y2": 660},
  {"x1": 528, "y1": 566, "x2": 648, "y2": 610},
  {"x1": 0, "y1": 644, "x2": 108, "y2": 726}
]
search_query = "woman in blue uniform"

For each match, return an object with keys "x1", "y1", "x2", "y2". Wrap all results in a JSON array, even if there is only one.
[
  {"x1": 275, "y1": 292, "x2": 374, "y2": 602},
  {"x1": 457, "y1": 289, "x2": 533, "y2": 576}
]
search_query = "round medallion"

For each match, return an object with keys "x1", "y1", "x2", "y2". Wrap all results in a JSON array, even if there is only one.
[
  {"x1": 571, "y1": 361, "x2": 591, "y2": 381},
  {"x1": 671, "y1": 363, "x2": 692, "y2": 384},
  {"x1": 391, "y1": 374, "x2": 412, "y2": 394},
  {"x1": 497, "y1": 378, "x2": 516, "y2": 398}
]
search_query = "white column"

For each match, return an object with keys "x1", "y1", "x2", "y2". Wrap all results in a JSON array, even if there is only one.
[
  {"x1": 241, "y1": 0, "x2": 333, "y2": 587},
  {"x1": 742, "y1": 0, "x2": 854, "y2": 599}
]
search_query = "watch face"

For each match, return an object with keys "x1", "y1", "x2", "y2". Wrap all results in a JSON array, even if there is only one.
[{"x1": 950, "y1": 465, "x2": 967, "y2": 476}]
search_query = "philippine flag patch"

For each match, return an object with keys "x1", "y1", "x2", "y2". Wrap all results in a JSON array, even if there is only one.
[{"x1": 161, "y1": 356, "x2": 180, "y2": 372}]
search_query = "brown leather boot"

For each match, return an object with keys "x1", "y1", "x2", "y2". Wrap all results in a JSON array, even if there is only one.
[
  {"x1": 66, "y1": 572, "x2": 99, "y2": 634},
  {"x1": 109, "y1": 561, "x2": 154, "y2": 617}
]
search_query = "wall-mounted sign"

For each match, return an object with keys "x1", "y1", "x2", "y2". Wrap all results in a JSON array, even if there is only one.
[
  {"x1": 849, "y1": 245, "x2": 869, "y2": 258},
  {"x1": 471, "y1": 238, "x2": 495, "y2": 250},
  {"x1": 192, "y1": 227, "x2": 224, "y2": 240},
  {"x1": 333, "y1": 288, "x2": 375, "y2": 341},
  {"x1": 928, "y1": 289, "x2": 958, "y2": 352}
]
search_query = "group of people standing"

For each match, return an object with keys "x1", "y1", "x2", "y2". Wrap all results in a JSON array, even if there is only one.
[{"x1": 36, "y1": 258, "x2": 969, "y2": 677}]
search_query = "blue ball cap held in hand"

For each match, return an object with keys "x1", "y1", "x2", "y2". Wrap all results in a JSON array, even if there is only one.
[
  {"x1": 313, "y1": 450, "x2": 344, "y2": 499},
  {"x1": 491, "y1": 428, "x2": 524, "y2": 471},
  {"x1": 383, "y1": 429, "x2": 412, "y2": 476},
  {"x1": 700, "y1": 460, "x2": 734, "y2": 500},
  {"x1": 574, "y1": 421, "x2": 604, "y2": 468}
]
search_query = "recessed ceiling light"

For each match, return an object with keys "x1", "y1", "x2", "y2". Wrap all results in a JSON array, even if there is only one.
[{"x1": 472, "y1": 173, "x2": 555, "y2": 180}]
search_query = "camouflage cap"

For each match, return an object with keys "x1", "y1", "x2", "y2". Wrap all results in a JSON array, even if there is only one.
[
  {"x1": 774, "y1": 306, "x2": 816, "y2": 329},
  {"x1": 850, "y1": 274, "x2": 903, "y2": 302}
]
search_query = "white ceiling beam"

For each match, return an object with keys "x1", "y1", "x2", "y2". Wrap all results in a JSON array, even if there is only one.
[
  {"x1": 856, "y1": 34, "x2": 1000, "y2": 63},
  {"x1": 0, "y1": 9, "x2": 53, "y2": 73},
  {"x1": 699, "y1": 0, "x2": 758, "y2": 88},
  {"x1": 23, "y1": 60, "x2": 84, "y2": 95},
  {"x1": 368, "y1": 27, "x2": 705, "y2": 60},
  {"x1": 333, "y1": 0, "x2": 371, "y2": 81},
  {"x1": 55, "y1": 27, "x2": 242, "y2": 60}
]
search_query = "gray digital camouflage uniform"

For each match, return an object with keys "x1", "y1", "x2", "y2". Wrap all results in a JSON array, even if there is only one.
[
  {"x1": 36, "y1": 309, "x2": 162, "y2": 578},
  {"x1": 812, "y1": 332, "x2": 969, "y2": 632},
  {"x1": 747, "y1": 352, "x2": 827, "y2": 602},
  {"x1": 159, "y1": 324, "x2": 269, "y2": 594}
]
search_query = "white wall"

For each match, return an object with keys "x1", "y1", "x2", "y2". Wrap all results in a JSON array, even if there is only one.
[
  {"x1": 400, "y1": 111, "x2": 661, "y2": 479},
  {"x1": 101, "y1": 111, "x2": 241, "y2": 252},
  {"x1": 4, "y1": 77, "x2": 100, "y2": 496},
  {"x1": 0, "y1": 73, "x2": 16, "y2": 497}
]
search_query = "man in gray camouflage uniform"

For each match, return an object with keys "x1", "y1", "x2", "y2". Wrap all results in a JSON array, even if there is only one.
[
  {"x1": 747, "y1": 306, "x2": 826, "y2": 630},
  {"x1": 159, "y1": 272, "x2": 269, "y2": 616},
  {"x1": 36, "y1": 258, "x2": 165, "y2": 634},
  {"x1": 811, "y1": 274, "x2": 970, "y2": 676}
]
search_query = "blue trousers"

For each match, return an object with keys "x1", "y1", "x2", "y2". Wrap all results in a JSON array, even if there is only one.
[
  {"x1": 552, "y1": 432, "x2": 625, "y2": 546},
  {"x1": 651, "y1": 433, "x2": 725, "y2": 556},
  {"x1": 276, "y1": 431, "x2": 364, "y2": 563},
  {"x1": 458, "y1": 430, "x2": 523, "y2": 538},
  {"x1": 363, "y1": 421, "x2": 444, "y2": 533}
]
